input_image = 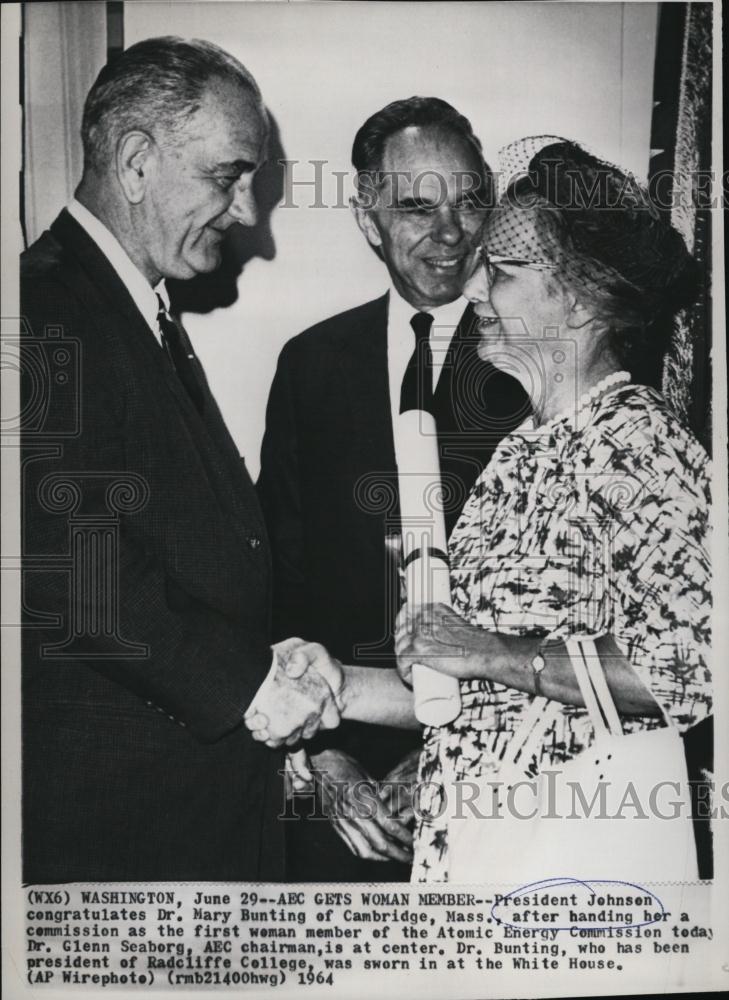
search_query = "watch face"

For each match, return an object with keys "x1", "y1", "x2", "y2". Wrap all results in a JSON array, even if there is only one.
[{"x1": 533, "y1": 653, "x2": 546, "y2": 672}]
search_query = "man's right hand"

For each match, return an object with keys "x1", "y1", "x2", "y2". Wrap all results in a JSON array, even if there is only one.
[
  {"x1": 310, "y1": 750, "x2": 413, "y2": 864},
  {"x1": 244, "y1": 638, "x2": 345, "y2": 747}
]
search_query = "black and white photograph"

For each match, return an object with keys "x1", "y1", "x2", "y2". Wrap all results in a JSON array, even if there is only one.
[{"x1": 1, "y1": 1, "x2": 726, "y2": 997}]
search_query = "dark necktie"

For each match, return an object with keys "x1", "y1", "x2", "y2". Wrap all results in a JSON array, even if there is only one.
[
  {"x1": 157, "y1": 295, "x2": 205, "y2": 414},
  {"x1": 400, "y1": 311, "x2": 434, "y2": 414}
]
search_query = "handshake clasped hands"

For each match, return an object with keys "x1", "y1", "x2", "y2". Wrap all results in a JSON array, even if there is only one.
[
  {"x1": 244, "y1": 636, "x2": 346, "y2": 748},
  {"x1": 243, "y1": 604, "x2": 470, "y2": 862},
  {"x1": 244, "y1": 602, "x2": 471, "y2": 748},
  {"x1": 244, "y1": 634, "x2": 416, "y2": 863}
]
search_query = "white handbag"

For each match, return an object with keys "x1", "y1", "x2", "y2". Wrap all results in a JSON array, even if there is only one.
[{"x1": 447, "y1": 639, "x2": 700, "y2": 884}]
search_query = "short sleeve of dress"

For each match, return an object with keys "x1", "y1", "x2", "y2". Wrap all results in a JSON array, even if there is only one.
[{"x1": 570, "y1": 391, "x2": 712, "y2": 730}]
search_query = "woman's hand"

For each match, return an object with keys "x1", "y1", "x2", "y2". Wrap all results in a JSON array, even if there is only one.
[
  {"x1": 394, "y1": 603, "x2": 487, "y2": 686},
  {"x1": 397, "y1": 610, "x2": 666, "y2": 718}
]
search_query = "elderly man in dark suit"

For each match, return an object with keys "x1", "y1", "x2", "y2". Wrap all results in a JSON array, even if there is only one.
[
  {"x1": 258, "y1": 97, "x2": 530, "y2": 882},
  {"x1": 20, "y1": 36, "x2": 338, "y2": 883}
]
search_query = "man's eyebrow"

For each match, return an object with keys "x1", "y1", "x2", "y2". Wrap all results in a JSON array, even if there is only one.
[
  {"x1": 211, "y1": 159, "x2": 258, "y2": 174},
  {"x1": 391, "y1": 196, "x2": 439, "y2": 210}
]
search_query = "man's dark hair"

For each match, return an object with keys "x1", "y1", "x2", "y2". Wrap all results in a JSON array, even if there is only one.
[
  {"x1": 81, "y1": 35, "x2": 264, "y2": 174},
  {"x1": 351, "y1": 96, "x2": 489, "y2": 195}
]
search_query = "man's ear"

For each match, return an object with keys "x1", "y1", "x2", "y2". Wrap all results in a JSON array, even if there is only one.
[
  {"x1": 116, "y1": 131, "x2": 154, "y2": 204},
  {"x1": 350, "y1": 196, "x2": 383, "y2": 249}
]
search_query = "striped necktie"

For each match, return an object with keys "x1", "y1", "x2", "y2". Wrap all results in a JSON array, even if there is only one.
[{"x1": 157, "y1": 296, "x2": 205, "y2": 414}]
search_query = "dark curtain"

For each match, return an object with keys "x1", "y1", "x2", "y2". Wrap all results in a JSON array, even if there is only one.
[
  {"x1": 649, "y1": 1, "x2": 713, "y2": 453},
  {"x1": 649, "y1": 1, "x2": 714, "y2": 879}
]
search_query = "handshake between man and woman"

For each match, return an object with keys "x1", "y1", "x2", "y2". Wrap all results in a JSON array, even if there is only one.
[
  {"x1": 244, "y1": 638, "x2": 346, "y2": 748},
  {"x1": 244, "y1": 604, "x2": 451, "y2": 750}
]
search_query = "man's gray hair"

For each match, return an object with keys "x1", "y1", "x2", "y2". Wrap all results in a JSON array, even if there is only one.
[{"x1": 81, "y1": 36, "x2": 264, "y2": 173}]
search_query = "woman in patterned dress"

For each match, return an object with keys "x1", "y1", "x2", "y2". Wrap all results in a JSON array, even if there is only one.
[
  {"x1": 246, "y1": 139, "x2": 711, "y2": 880},
  {"x1": 392, "y1": 139, "x2": 711, "y2": 881}
]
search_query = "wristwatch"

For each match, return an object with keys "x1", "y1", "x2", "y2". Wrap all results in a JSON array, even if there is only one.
[{"x1": 531, "y1": 651, "x2": 546, "y2": 697}]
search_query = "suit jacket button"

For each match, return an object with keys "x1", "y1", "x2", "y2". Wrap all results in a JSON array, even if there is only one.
[{"x1": 248, "y1": 535, "x2": 261, "y2": 550}]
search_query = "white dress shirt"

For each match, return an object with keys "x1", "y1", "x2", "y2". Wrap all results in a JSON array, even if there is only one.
[
  {"x1": 386, "y1": 284, "x2": 467, "y2": 429},
  {"x1": 67, "y1": 198, "x2": 170, "y2": 345}
]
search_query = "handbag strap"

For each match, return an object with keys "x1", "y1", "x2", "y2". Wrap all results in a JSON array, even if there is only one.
[
  {"x1": 516, "y1": 697, "x2": 563, "y2": 772},
  {"x1": 565, "y1": 638, "x2": 613, "y2": 738},
  {"x1": 500, "y1": 695, "x2": 550, "y2": 770},
  {"x1": 500, "y1": 695, "x2": 564, "y2": 774},
  {"x1": 568, "y1": 637, "x2": 673, "y2": 736},
  {"x1": 502, "y1": 637, "x2": 673, "y2": 778},
  {"x1": 503, "y1": 636, "x2": 615, "y2": 773},
  {"x1": 577, "y1": 638, "x2": 623, "y2": 734}
]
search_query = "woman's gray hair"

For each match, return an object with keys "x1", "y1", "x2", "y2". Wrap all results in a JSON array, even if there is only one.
[
  {"x1": 489, "y1": 140, "x2": 698, "y2": 372},
  {"x1": 81, "y1": 36, "x2": 264, "y2": 173}
]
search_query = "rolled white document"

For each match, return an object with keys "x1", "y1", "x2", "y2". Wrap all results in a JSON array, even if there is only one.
[{"x1": 393, "y1": 410, "x2": 462, "y2": 727}]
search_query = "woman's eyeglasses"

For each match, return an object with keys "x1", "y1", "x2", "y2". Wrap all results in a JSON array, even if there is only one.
[{"x1": 475, "y1": 244, "x2": 557, "y2": 276}]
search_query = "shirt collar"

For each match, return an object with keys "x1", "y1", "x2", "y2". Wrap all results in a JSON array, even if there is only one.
[
  {"x1": 67, "y1": 198, "x2": 168, "y2": 337},
  {"x1": 387, "y1": 281, "x2": 466, "y2": 340}
]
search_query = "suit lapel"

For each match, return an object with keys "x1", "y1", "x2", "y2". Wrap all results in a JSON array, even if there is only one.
[
  {"x1": 336, "y1": 293, "x2": 396, "y2": 473},
  {"x1": 334, "y1": 296, "x2": 479, "y2": 533},
  {"x1": 50, "y1": 211, "x2": 196, "y2": 413},
  {"x1": 433, "y1": 301, "x2": 475, "y2": 426},
  {"x1": 52, "y1": 210, "x2": 160, "y2": 356},
  {"x1": 157, "y1": 311, "x2": 268, "y2": 551},
  {"x1": 187, "y1": 347, "x2": 268, "y2": 540},
  {"x1": 50, "y1": 210, "x2": 266, "y2": 554}
]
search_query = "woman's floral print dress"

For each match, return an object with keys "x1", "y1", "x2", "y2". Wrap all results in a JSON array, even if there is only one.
[{"x1": 412, "y1": 384, "x2": 712, "y2": 882}]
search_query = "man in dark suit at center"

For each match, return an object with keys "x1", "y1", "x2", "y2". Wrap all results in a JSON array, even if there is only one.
[{"x1": 258, "y1": 97, "x2": 530, "y2": 881}]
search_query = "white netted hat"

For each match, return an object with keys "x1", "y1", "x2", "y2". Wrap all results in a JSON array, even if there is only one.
[
  {"x1": 482, "y1": 136, "x2": 697, "y2": 333},
  {"x1": 495, "y1": 134, "x2": 569, "y2": 197}
]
